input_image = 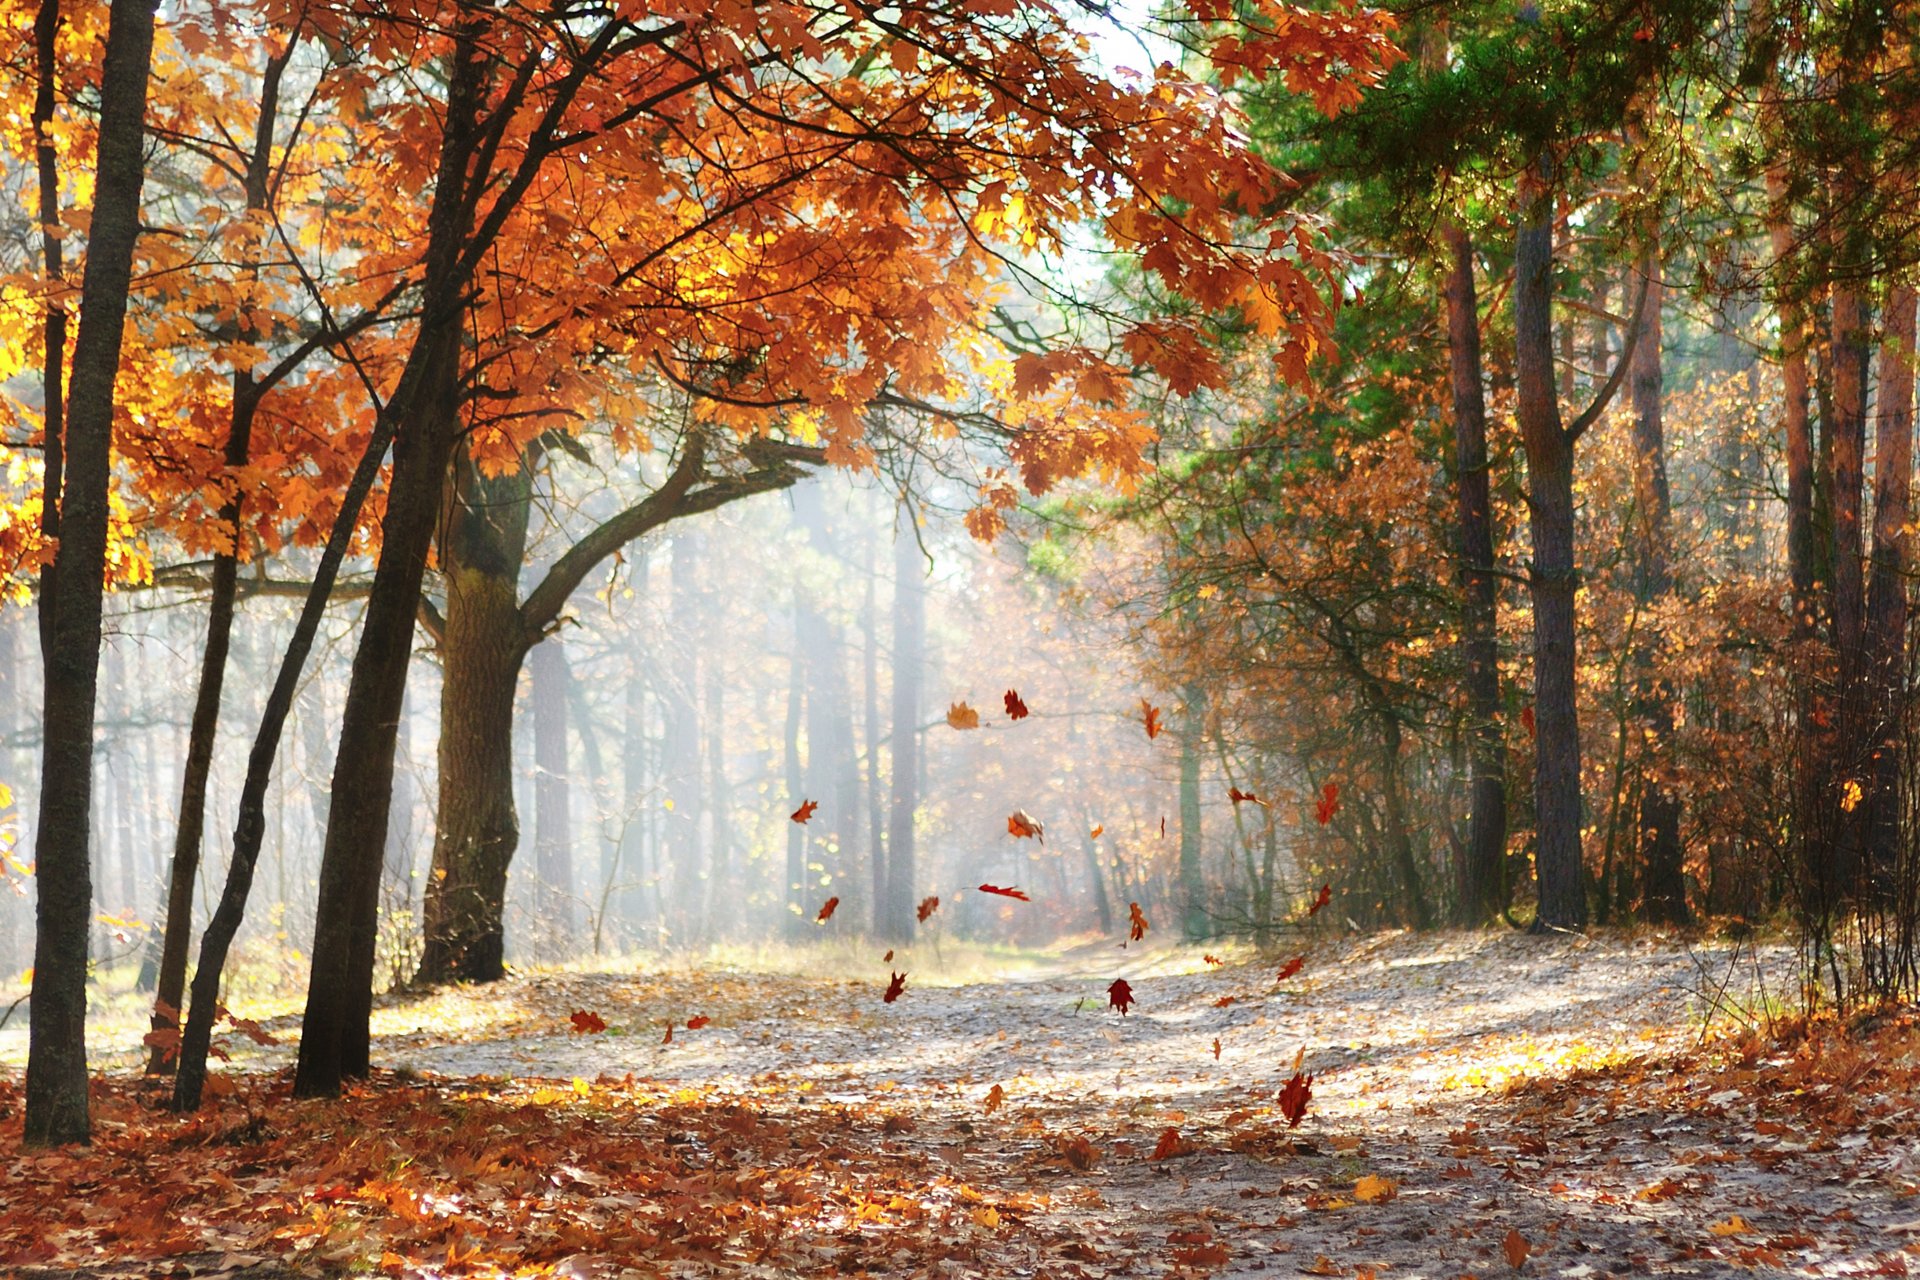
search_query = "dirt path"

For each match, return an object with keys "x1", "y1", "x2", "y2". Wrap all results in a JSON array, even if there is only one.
[{"x1": 12, "y1": 930, "x2": 1920, "y2": 1278}]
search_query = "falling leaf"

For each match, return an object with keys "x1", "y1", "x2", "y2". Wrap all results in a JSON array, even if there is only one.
[
  {"x1": 570, "y1": 1010, "x2": 608, "y2": 1034},
  {"x1": 1278, "y1": 1070, "x2": 1313, "y2": 1127},
  {"x1": 882, "y1": 949, "x2": 894, "y2": 962},
  {"x1": 1089, "y1": 823, "x2": 1104, "y2": 839},
  {"x1": 1003, "y1": 688, "x2": 1029, "y2": 720},
  {"x1": 984, "y1": 1083, "x2": 1005, "y2": 1114},
  {"x1": 142, "y1": 1026, "x2": 182, "y2": 1064},
  {"x1": 1203, "y1": 954, "x2": 1223, "y2": 966},
  {"x1": 1228, "y1": 786, "x2": 1261, "y2": 805},
  {"x1": 1212, "y1": 1037, "x2": 1222, "y2": 1059},
  {"x1": 1141, "y1": 698, "x2": 1162, "y2": 739},
  {"x1": 917, "y1": 895, "x2": 941, "y2": 922},
  {"x1": 1277, "y1": 955, "x2": 1305, "y2": 982},
  {"x1": 979, "y1": 883, "x2": 1031, "y2": 901},
  {"x1": 1315, "y1": 781, "x2": 1339, "y2": 825},
  {"x1": 791, "y1": 799, "x2": 819, "y2": 823},
  {"x1": 686, "y1": 1015, "x2": 710, "y2": 1030},
  {"x1": 1709, "y1": 1216, "x2": 1749, "y2": 1237},
  {"x1": 662, "y1": 1022, "x2": 674, "y2": 1045},
  {"x1": 1159, "y1": 815, "x2": 1166, "y2": 838},
  {"x1": 1353, "y1": 1174, "x2": 1398, "y2": 1203},
  {"x1": 1841, "y1": 779, "x2": 1865, "y2": 813},
  {"x1": 946, "y1": 701, "x2": 981, "y2": 729},
  {"x1": 1006, "y1": 810, "x2": 1044, "y2": 842},
  {"x1": 1502, "y1": 1228, "x2": 1531, "y2": 1268},
  {"x1": 883, "y1": 971, "x2": 907, "y2": 1003},
  {"x1": 1306, "y1": 884, "x2": 1332, "y2": 917},
  {"x1": 1127, "y1": 901, "x2": 1150, "y2": 943},
  {"x1": 1150, "y1": 1127, "x2": 1196, "y2": 1160},
  {"x1": 1108, "y1": 978, "x2": 1134, "y2": 1015},
  {"x1": 816, "y1": 895, "x2": 840, "y2": 921}
]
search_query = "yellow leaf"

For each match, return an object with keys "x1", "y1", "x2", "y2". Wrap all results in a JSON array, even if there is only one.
[
  {"x1": 1709, "y1": 1215, "x2": 1748, "y2": 1237},
  {"x1": 572, "y1": 1077, "x2": 590, "y2": 1097},
  {"x1": 1353, "y1": 1174, "x2": 1398, "y2": 1203},
  {"x1": 971, "y1": 1207, "x2": 1001, "y2": 1229}
]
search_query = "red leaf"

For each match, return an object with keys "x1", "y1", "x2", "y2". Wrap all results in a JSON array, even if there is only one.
[
  {"x1": 1004, "y1": 688, "x2": 1029, "y2": 720},
  {"x1": 1150, "y1": 1127, "x2": 1195, "y2": 1160},
  {"x1": 883, "y1": 971, "x2": 907, "y2": 1003},
  {"x1": 1108, "y1": 977, "x2": 1135, "y2": 1015},
  {"x1": 142, "y1": 1026, "x2": 181, "y2": 1063},
  {"x1": 792, "y1": 799, "x2": 819, "y2": 823},
  {"x1": 1203, "y1": 954, "x2": 1223, "y2": 966},
  {"x1": 1315, "y1": 782, "x2": 1339, "y2": 825},
  {"x1": 1127, "y1": 901, "x2": 1150, "y2": 943},
  {"x1": 1278, "y1": 1070, "x2": 1314, "y2": 1127},
  {"x1": 686, "y1": 1015, "x2": 710, "y2": 1030},
  {"x1": 1277, "y1": 955, "x2": 1305, "y2": 982},
  {"x1": 570, "y1": 1009, "x2": 607, "y2": 1034},
  {"x1": 1306, "y1": 884, "x2": 1332, "y2": 917},
  {"x1": 979, "y1": 883, "x2": 1031, "y2": 901},
  {"x1": 916, "y1": 895, "x2": 941, "y2": 923},
  {"x1": 817, "y1": 895, "x2": 840, "y2": 922},
  {"x1": 1521, "y1": 704, "x2": 1536, "y2": 738},
  {"x1": 1141, "y1": 698, "x2": 1162, "y2": 740},
  {"x1": 1006, "y1": 810, "x2": 1044, "y2": 842},
  {"x1": 662, "y1": 1022, "x2": 674, "y2": 1045},
  {"x1": 1228, "y1": 786, "x2": 1262, "y2": 805}
]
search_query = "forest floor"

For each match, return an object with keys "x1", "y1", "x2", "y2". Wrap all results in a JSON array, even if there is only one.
[{"x1": 7, "y1": 928, "x2": 1920, "y2": 1279}]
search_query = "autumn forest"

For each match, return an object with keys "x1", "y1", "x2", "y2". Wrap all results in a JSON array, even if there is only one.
[{"x1": 3, "y1": 0, "x2": 1920, "y2": 1275}]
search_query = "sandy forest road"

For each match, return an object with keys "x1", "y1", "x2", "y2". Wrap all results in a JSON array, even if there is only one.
[{"x1": 355, "y1": 930, "x2": 1915, "y2": 1277}]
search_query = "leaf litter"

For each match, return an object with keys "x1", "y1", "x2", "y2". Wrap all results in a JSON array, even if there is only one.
[{"x1": 8, "y1": 930, "x2": 1920, "y2": 1277}]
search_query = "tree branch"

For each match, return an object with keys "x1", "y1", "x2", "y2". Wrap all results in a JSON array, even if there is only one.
[{"x1": 1565, "y1": 272, "x2": 1652, "y2": 444}]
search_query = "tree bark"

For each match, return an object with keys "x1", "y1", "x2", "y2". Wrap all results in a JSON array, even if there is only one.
[
  {"x1": 1825, "y1": 281, "x2": 1873, "y2": 904},
  {"x1": 883, "y1": 512, "x2": 923, "y2": 940},
  {"x1": 32, "y1": 0, "x2": 66, "y2": 660},
  {"x1": 26, "y1": 0, "x2": 157, "y2": 1148},
  {"x1": 1627, "y1": 257, "x2": 1687, "y2": 925},
  {"x1": 417, "y1": 447, "x2": 534, "y2": 984},
  {"x1": 1513, "y1": 156, "x2": 1588, "y2": 932},
  {"x1": 1442, "y1": 224, "x2": 1507, "y2": 925},
  {"x1": 1864, "y1": 286, "x2": 1917, "y2": 883}
]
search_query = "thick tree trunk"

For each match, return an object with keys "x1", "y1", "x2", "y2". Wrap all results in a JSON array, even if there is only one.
[
  {"x1": 1864, "y1": 286, "x2": 1917, "y2": 884},
  {"x1": 25, "y1": 0, "x2": 157, "y2": 1148},
  {"x1": 531, "y1": 639, "x2": 575, "y2": 949},
  {"x1": 418, "y1": 448, "x2": 533, "y2": 984},
  {"x1": 1442, "y1": 225, "x2": 1507, "y2": 925},
  {"x1": 1825, "y1": 282, "x2": 1873, "y2": 904},
  {"x1": 883, "y1": 514, "x2": 923, "y2": 940},
  {"x1": 1178, "y1": 684, "x2": 1207, "y2": 939},
  {"x1": 1512, "y1": 157, "x2": 1587, "y2": 931},
  {"x1": 1627, "y1": 260, "x2": 1687, "y2": 925}
]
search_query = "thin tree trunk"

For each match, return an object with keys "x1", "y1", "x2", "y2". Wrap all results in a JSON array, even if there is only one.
[
  {"x1": 665, "y1": 530, "x2": 705, "y2": 944},
  {"x1": 32, "y1": 0, "x2": 66, "y2": 660},
  {"x1": 784, "y1": 621, "x2": 807, "y2": 938},
  {"x1": 862, "y1": 528, "x2": 888, "y2": 933},
  {"x1": 883, "y1": 514, "x2": 923, "y2": 940},
  {"x1": 703, "y1": 657, "x2": 729, "y2": 939},
  {"x1": 1442, "y1": 224, "x2": 1507, "y2": 924},
  {"x1": 25, "y1": 0, "x2": 157, "y2": 1148},
  {"x1": 1864, "y1": 286, "x2": 1917, "y2": 884},
  {"x1": 532, "y1": 639, "x2": 575, "y2": 951},
  {"x1": 1627, "y1": 257, "x2": 1687, "y2": 924},
  {"x1": 1513, "y1": 155, "x2": 1587, "y2": 931}
]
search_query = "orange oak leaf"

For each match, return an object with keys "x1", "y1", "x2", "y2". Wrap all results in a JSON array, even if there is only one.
[
  {"x1": 1006, "y1": 810, "x2": 1044, "y2": 842},
  {"x1": 947, "y1": 701, "x2": 980, "y2": 729},
  {"x1": 570, "y1": 1010, "x2": 608, "y2": 1034},
  {"x1": 792, "y1": 799, "x2": 819, "y2": 823},
  {"x1": 1214, "y1": 995, "x2": 1237, "y2": 1007},
  {"x1": 979, "y1": 883, "x2": 1031, "y2": 901},
  {"x1": 1171, "y1": 1242, "x2": 1231, "y2": 1267},
  {"x1": 1128, "y1": 901, "x2": 1150, "y2": 943},
  {"x1": 883, "y1": 971, "x2": 907, "y2": 1003},
  {"x1": 1315, "y1": 781, "x2": 1339, "y2": 825},
  {"x1": 1150, "y1": 1127, "x2": 1196, "y2": 1160},
  {"x1": 1278, "y1": 1070, "x2": 1314, "y2": 1127},
  {"x1": 817, "y1": 895, "x2": 840, "y2": 921},
  {"x1": 917, "y1": 895, "x2": 941, "y2": 922},
  {"x1": 1004, "y1": 688, "x2": 1029, "y2": 720},
  {"x1": 984, "y1": 1083, "x2": 1005, "y2": 1113},
  {"x1": 1089, "y1": 823, "x2": 1104, "y2": 839},
  {"x1": 1277, "y1": 955, "x2": 1305, "y2": 982},
  {"x1": 1141, "y1": 698, "x2": 1162, "y2": 740},
  {"x1": 1203, "y1": 954, "x2": 1224, "y2": 966},
  {"x1": 1503, "y1": 1228, "x2": 1531, "y2": 1268},
  {"x1": 1306, "y1": 884, "x2": 1332, "y2": 917},
  {"x1": 1108, "y1": 977, "x2": 1135, "y2": 1015},
  {"x1": 686, "y1": 1016, "x2": 710, "y2": 1030}
]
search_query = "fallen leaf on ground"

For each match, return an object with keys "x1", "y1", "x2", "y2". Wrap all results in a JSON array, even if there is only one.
[
  {"x1": 1150, "y1": 1127, "x2": 1196, "y2": 1160},
  {"x1": 1353, "y1": 1174, "x2": 1397, "y2": 1203},
  {"x1": 1503, "y1": 1228, "x2": 1531, "y2": 1268},
  {"x1": 984, "y1": 1084, "x2": 1005, "y2": 1114},
  {"x1": 569, "y1": 1010, "x2": 607, "y2": 1034}
]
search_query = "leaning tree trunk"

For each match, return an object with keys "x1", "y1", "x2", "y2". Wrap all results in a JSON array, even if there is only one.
[
  {"x1": 1442, "y1": 224, "x2": 1507, "y2": 924},
  {"x1": 1512, "y1": 157, "x2": 1588, "y2": 932},
  {"x1": 1627, "y1": 258, "x2": 1687, "y2": 925},
  {"x1": 882, "y1": 512, "x2": 923, "y2": 940},
  {"x1": 25, "y1": 0, "x2": 157, "y2": 1148},
  {"x1": 416, "y1": 449, "x2": 534, "y2": 985}
]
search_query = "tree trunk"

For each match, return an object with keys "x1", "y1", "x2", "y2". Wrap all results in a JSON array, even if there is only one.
[
  {"x1": 32, "y1": 0, "x2": 66, "y2": 661},
  {"x1": 531, "y1": 639, "x2": 575, "y2": 952},
  {"x1": 703, "y1": 655, "x2": 730, "y2": 939},
  {"x1": 1627, "y1": 259, "x2": 1687, "y2": 925},
  {"x1": 665, "y1": 530, "x2": 706, "y2": 943},
  {"x1": 1377, "y1": 713, "x2": 1431, "y2": 928},
  {"x1": 1178, "y1": 684, "x2": 1207, "y2": 940},
  {"x1": 1825, "y1": 281, "x2": 1873, "y2": 904},
  {"x1": 1864, "y1": 286, "x2": 1917, "y2": 884},
  {"x1": 1442, "y1": 224, "x2": 1507, "y2": 925},
  {"x1": 784, "y1": 629, "x2": 808, "y2": 938},
  {"x1": 25, "y1": 0, "x2": 157, "y2": 1148},
  {"x1": 862, "y1": 528, "x2": 888, "y2": 933},
  {"x1": 418, "y1": 448, "x2": 534, "y2": 984},
  {"x1": 1512, "y1": 156, "x2": 1588, "y2": 931},
  {"x1": 883, "y1": 514, "x2": 923, "y2": 940}
]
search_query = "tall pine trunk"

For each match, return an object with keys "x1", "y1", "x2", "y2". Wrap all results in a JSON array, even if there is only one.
[
  {"x1": 25, "y1": 0, "x2": 158, "y2": 1147},
  {"x1": 1442, "y1": 225, "x2": 1507, "y2": 924},
  {"x1": 1864, "y1": 287, "x2": 1917, "y2": 883},
  {"x1": 1824, "y1": 281, "x2": 1873, "y2": 908}
]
